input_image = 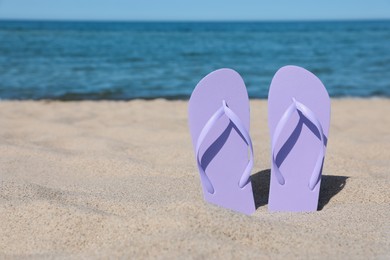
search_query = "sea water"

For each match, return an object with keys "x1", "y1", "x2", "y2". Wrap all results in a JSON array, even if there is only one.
[{"x1": 0, "y1": 20, "x2": 389, "y2": 100}]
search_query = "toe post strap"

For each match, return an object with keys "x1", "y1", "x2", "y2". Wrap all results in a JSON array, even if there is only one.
[
  {"x1": 272, "y1": 98, "x2": 326, "y2": 190},
  {"x1": 196, "y1": 100, "x2": 253, "y2": 194}
]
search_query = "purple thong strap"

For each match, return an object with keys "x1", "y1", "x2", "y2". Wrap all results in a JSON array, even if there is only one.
[
  {"x1": 195, "y1": 100, "x2": 253, "y2": 194},
  {"x1": 272, "y1": 98, "x2": 326, "y2": 190}
]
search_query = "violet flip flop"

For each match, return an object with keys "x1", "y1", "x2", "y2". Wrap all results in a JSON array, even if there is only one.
[
  {"x1": 188, "y1": 69, "x2": 256, "y2": 215},
  {"x1": 268, "y1": 65, "x2": 331, "y2": 212}
]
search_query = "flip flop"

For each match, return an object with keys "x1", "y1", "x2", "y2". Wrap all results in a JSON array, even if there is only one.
[
  {"x1": 268, "y1": 65, "x2": 331, "y2": 212},
  {"x1": 188, "y1": 68, "x2": 256, "y2": 215}
]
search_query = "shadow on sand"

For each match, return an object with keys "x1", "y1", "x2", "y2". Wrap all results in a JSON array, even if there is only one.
[{"x1": 251, "y1": 169, "x2": 348, "y2": 210}]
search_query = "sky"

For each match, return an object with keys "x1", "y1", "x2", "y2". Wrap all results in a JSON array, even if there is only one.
[{"x1": 0, "y1": 0, "x2": 390, "y2": 21}]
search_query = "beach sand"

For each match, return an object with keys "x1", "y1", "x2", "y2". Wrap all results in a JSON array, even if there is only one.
[{"x1": 0, "y1": 99, "x2": 389, "y2": 259}]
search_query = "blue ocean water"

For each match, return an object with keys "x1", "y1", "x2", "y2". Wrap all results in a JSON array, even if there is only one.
[{"x1": 0, "y1": 20, "x2": 389, "y2": 100}]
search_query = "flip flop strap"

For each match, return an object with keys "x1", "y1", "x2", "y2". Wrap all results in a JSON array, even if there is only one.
[
  {"x1": 196, "y1": 100, "x2": 253, "y2": 194},
  {"x1": 272, "y1": 98, "x2": 326, "y2": 190}
]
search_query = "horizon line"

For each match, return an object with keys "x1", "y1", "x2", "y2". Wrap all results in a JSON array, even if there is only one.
[{"x1": 1, "y1": 18, "x2": 390, "y2": 23}]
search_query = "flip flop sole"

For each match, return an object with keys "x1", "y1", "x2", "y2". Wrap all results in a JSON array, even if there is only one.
[
  {"x1": 268, "y1": 65, "x2": 331, "y2": 212},
  {"x1": 188, "y1": 68, "x2": 256, "y2": 215}
]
